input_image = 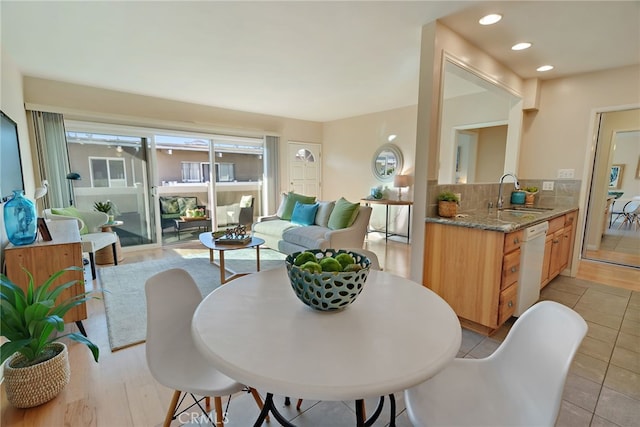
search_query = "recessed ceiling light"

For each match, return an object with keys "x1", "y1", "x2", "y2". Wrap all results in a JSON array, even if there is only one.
[
  {"x1": 512, "y1": 42, "x2": 532, "y2": 51},
  {"x1": 479, "y1": 14, "x2": 502, "y2": 25},
  {"x1": 537, "y1": 65, "x2": 554, "y2": 72}
]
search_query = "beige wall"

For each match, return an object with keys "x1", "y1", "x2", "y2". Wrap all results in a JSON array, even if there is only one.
[
  {"x1": 519, "y1": 65, "x2": 640, "y2": 180},
  {"x1": 0, "y1": 47, "x2": 32, "y2": 378},
  {"x1": 0, "y1": 47, "x2": 33, "y2": 260},
  {"x1": 476, "y1": 125, "x2": 508, "y2": 183},
  {"x1": 22, "y1": 77, "x2": 323, "y2": 199},
  {"x1": 322, "y1": 105, "x2": 417, "y2": 234}
]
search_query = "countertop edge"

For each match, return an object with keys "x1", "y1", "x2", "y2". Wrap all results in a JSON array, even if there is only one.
[{"x1": 424, "y1": 206, "x2": 579, "y2": 233}]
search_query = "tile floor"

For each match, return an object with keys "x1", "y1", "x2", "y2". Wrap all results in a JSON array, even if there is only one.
[
  {"x1": 599, "y1": 225, "x2": 640, "y2": 257},
  {"x1": 188, "y1": 275, "x2": 639, "y2": 426}
]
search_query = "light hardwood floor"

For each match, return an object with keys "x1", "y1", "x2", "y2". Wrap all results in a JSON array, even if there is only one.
[{"x1": 1, "y1": 233, "x2": 636, "y2": 426}]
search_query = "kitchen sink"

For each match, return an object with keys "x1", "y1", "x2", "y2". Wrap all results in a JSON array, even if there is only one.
[
  {"x1": 502, "y1": 209, "x2": 542, "y2": 216},
  {"x1": 503, "y1": 206, "x2": 554, "y2": 213}
]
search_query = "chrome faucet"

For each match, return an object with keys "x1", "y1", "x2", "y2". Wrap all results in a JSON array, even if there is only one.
[{"x1": 497, "y1": 173, "x2": 520, "y2": 210}]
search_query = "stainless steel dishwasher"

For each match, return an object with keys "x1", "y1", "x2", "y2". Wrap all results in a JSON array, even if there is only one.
[{"x1": 514, "y1": 221, "x2": 549, "y2": 316}]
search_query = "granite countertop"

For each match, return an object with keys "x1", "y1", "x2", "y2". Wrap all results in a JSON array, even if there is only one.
[{"x1": 425, "y1": 205, "x2": 579, "y2": 233}]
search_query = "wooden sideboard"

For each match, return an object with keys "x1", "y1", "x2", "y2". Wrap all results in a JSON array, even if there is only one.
[{"x1": 3, "y1": 220, "x2": 87, "y2": 329}]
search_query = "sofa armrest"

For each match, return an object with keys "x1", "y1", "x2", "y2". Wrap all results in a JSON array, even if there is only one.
[
  {"x1": 323, "y1": 206, "x2": 372, "y2": 248},
  {"x1": 257, "y1": 215, "x2": 281, "y2": 222}
]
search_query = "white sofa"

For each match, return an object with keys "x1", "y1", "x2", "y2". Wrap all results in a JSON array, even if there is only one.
[{"x1": 252, "y1": 200, "x2": 372, "y2": 255}]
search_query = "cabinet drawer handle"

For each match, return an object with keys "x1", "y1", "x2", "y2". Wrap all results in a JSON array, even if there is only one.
[
  {"x1": 511, "y1": 266, "x2": 518, "y2": 273},
  {"x1": 513, "y1": 238, "x2": 520, "y2": 244},
  {"x1": 508, "y1": 300, "x2": 513, "y2": 308},
  {"x1": 553, "y1": 239, "x2": 559, "y2": 244}
]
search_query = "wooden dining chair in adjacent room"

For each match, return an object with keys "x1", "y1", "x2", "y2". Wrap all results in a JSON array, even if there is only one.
[
  {"x1": 404, "y1": 300, "x2": 587, "y2": 427},
  {"x1": 145, "y1": 268, "x2": 266, "y2": 427}
]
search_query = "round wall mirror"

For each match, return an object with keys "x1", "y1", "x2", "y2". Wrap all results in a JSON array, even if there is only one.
[{"x1": 372, "y1": 144, "x2": 403, "y2": 182}]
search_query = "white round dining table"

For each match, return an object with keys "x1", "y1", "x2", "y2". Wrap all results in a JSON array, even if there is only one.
[{"x1": 192, "y1": 266, "x2": 461, "y2": 426}]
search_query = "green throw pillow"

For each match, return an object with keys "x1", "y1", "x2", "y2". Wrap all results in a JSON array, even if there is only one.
[
  {"x1": 281, "y1": 192, "x2": 316, "y2": 220},
  {"x1": 178, "y1": 197, "x2": 198, "y2": 215},
  {"x1": 51, "y1": 207, "x2": 89, "y2": 235},
  {"x1": 159, "y1": 197, "x2": 180, "y2": 215},
  {"x1": 327, "y1": 197, "x2": 360, "y2": 230}
]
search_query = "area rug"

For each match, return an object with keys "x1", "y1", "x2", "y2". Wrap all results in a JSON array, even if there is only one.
[{"x1": 100, "y1": 249, "x2": 286, "y2": 351}]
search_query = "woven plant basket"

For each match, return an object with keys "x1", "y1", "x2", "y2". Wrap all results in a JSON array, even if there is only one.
[
  {"x1": 438, "y1": 201, "x2": 458, "y2": 218},
  {"x1": 4, "y1": 342, "x2": 70, "y2": 408}
]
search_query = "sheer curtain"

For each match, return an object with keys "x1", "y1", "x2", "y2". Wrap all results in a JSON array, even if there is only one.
[
  {"x1": 263, "y1": 135, "x2": 280, "y2": 215},
  {"x1": 29, "y1": 111, "x2": 71, "y2": 208}
]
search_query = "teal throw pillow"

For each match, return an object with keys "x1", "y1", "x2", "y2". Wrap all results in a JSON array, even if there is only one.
[
  {"x1": 281, "y1": 192, "x2": 316, "y2": 220},
  {"x1": 51, "y1": 207, "x2": 89, "y2": 235},
  {"x1": 327, "y1": 197, "x2": 360, "y2": 230},
  {"x1": 291, "y1": 202, "x2": 319, "y2": 226}
]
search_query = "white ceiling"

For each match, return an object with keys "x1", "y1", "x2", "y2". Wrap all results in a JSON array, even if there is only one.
[{"x1": 2, "y1": 1, "x2": 639, "y2": 122}]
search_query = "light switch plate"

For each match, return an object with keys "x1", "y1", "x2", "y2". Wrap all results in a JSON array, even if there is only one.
[{"x1": 543, "y1": 181, "x2": 554, "y2": 191}]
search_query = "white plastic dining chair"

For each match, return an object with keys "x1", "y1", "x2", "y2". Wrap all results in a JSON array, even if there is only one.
[
  {"x1": 145, "y1": 268, "x2": 265, "y2": 427},
  {"x1": 404, "y1": 300, "x2": 587, "y2": 426}
]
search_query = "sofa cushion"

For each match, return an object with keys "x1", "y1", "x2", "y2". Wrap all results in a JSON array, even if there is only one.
[
  {"x1": 281, "y1": 192, "x2": 316, "y2": 220},
  {"x1": 276, "y1": 193, "x2": 288, "y2": 217},
  {"x1": 315, "y1": 201, "x2": 335, "y2": 227},
  {"x1": 252, "y1": 219, "x2": 299, "y2": 237},
  {"x1": 178, "y1": 197, "x2": 198, "y2": 213},
  {"x1": 240, "y1": 195, "x2": 253, "y2": 208},
  {"x1": 283, "y1": 225, "x2": 329, "y2": 249},
  {"x1": 51, "y1": 207, "x2": 88, "y2": 235},
  {"x1": 328, "y1": 197, "x2": 360, "y2": 230},
  {"x1": 291, "y1": 201, "x2": 319, "y2": 226},
  {"x1": 159, "y1": 196, "x2": 181, "y2": 215}
]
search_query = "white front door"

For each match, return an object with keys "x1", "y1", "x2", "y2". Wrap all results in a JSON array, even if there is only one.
[{"x1": 288, "y1": 142, "x2": 321, "y2": 198}]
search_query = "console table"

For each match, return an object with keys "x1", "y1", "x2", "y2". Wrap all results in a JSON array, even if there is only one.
[
  {"x1": 3, "y1": 219, "x2": 87, "y2": 334},
  {"x1": 360, "y1": 199, "x2": 412, "y2": 242}
]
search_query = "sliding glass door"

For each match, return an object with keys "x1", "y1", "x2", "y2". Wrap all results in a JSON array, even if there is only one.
[
  {"x1": 65, "y1": 121, "x2": 269, "y2": 248},
  {"x1": 65, "y1": 126, "x2": 157, "y2": 247}
]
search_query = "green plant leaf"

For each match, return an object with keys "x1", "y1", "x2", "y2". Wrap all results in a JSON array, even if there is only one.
[
  {"x1": 54, "y1": 333, "x2": 100, "y2": 362},
  {"x1": 0, "y1": 339, "x2": 31, "y2": 366},
  {"x1": 1, "y1": 266, "x2": 101, "y2": 364}
]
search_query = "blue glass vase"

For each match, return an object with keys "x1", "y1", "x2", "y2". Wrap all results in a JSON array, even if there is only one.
[{"x1": 3, "y1": 190, "x2": 37, "y2": 246}]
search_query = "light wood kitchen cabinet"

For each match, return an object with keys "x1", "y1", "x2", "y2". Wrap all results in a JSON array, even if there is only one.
[
  {"x1": 3, "y1": 220, "x2": 87, "y2": 324},
  {"x1": 541, "y1": 210, "x2": 578, "y2": 289},
  {"x1": 423, "y1": 223, "x2": 522, "y2": 335}
]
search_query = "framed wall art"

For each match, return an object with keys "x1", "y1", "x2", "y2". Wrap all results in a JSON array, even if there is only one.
[{"x1": 609, "y1": 164, "x2": 624, "y2": 189}]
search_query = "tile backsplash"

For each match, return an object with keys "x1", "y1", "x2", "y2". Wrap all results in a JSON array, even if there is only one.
[{"x1": 427, "y1": 179, "x2": 581, "y2": 217}]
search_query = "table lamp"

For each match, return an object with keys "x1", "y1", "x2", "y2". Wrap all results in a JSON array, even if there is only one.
[{"x1": 393, "y1": 174, "x2": 411, "y2": 201}]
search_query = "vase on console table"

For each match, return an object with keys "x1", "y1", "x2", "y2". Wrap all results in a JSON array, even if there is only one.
[{"x1": 3, "y1": 190, "x2": 37, "y2": 246}]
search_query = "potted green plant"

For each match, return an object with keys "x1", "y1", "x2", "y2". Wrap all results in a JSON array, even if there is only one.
[
  {"x1": 94, "y1": 201, "x2": 114, "y2": 222},
  {"x1": 522, "y1": 186, "x2": 539, "y2": 206},
  {"x1": 437, "y1": 191, "x2": 460, "y2": 218},
  {"x1": 1, "y1": 266, "x2": 100, "y2": 408}
]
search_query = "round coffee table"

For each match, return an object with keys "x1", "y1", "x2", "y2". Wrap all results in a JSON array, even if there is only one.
[{"x1": 198, "y1": 233, "x2": 265, "y2": 284}]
